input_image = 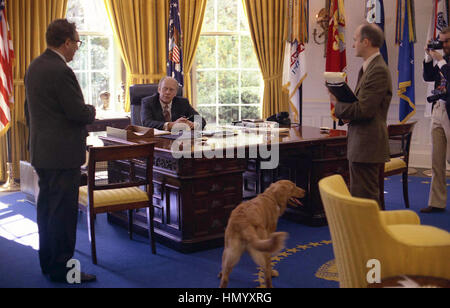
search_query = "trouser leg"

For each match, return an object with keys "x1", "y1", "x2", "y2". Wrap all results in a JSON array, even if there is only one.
[
  {"x1": 35, "y1": 168, "x2": 81, "y2": 279},
  {"x1": 428, "y1": 125, "x2": 447, "y2": 209},
  {"x1": 350, "y1": 162, "x2": 383, "y2": 207}
]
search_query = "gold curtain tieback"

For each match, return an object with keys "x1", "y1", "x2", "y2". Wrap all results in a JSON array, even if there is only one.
[{"x1": 263, "y1": 73, "x2": 282, "y2": 82}]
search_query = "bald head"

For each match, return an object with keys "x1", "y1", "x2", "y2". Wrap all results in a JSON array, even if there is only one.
[{"x1": 358, "y1": 23, "x2": 385, "y2": 48}]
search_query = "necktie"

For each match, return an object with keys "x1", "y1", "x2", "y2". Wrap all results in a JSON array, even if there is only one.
[
  {"x1": 163, "y1": 104, "x2": 171, "y2": 122},
  {"x1": 357, "y1": 67, "x2": 364, "y2": 84}
]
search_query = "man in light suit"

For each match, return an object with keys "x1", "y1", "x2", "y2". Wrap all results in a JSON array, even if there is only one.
[
  {"x1": 421, "y1": 26, "x2": 450, "y2": 213},
  {"x1": 25, "y1": 19, "x2": 96, "y2": 283},
  {"x1": 141, "y1": 77, "x2": 206, "y2": 131},
  {"x1": 329, "y1": 23, "x2": 392, "y2": 206}
]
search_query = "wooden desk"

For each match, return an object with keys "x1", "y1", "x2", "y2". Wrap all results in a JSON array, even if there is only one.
[
  {"x1": 100, "y1": 126, "x2": 348, "y2": 252},
  {"x1": 86, "y1": 116, "x2": 130, "y2": 132}
]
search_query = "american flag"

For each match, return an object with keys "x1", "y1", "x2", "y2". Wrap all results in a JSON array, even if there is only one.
[
  {"x1": 167, "y1": 0, "x2": 183, "y2": 87},
  {"x1": 0, "y1": 0, "x2": 14, "y2": 137}
]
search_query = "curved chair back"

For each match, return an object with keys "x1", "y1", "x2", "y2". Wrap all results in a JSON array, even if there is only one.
[
  {"x1": 129, "y1": 83, "x2": 183, "y2": 126},
  {"x1": 319, "y1": 174, "x2": 450, "y2": 288}
]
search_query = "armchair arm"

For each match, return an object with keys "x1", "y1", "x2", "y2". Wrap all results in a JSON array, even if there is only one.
[{"x1": 379, "y1": 210, "x2": 420, "y2": 226}]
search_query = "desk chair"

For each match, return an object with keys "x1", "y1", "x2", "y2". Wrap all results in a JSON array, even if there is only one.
[
  {"x1": 79, "y1": 143, "x2": 156, "y2": 264},
  {"x1": 379, "y1": 121, "x2": 416, "y2": 210},
  {"x1": 130, "y1": 83, "x2": 182, "y2": 126},
  {"x1": 319, "y1": 174, "x2": 450, "y2": 288}
]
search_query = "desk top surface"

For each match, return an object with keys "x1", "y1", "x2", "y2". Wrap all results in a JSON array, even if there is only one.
[{"x1": 97, "y1": 125, "x2": 347, "y2": 154}]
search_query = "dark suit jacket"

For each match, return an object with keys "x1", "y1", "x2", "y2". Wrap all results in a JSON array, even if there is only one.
[
  {"x1": 423, "y1": 59, "x2": 450, "y2": 119},
  {"x1": 335, "y1": 55, "x2": 392, "y2": 164},
  {"x1": 25, "y1": 49, "x2": 96, "y2": 169},
  {"x1": 140, "y1": 93, "x2": 206, "y2": 130}
]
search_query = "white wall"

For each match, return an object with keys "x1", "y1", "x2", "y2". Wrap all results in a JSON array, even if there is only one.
[{"x1": 302, "y1": 0, "x2": 437, "y2": 168}]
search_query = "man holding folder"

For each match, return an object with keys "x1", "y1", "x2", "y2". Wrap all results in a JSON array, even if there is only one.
[{"x1": 329, "y1": 23, "x2": 392, "y2": 206}]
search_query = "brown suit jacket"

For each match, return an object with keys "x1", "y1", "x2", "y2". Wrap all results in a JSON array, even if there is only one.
[{"x1": 335, "y1": 54, "x2": 392, "y2": 163}]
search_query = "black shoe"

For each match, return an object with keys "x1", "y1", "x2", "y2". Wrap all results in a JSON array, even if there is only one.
[
  {"x1": 80, "y1": 272, "x2": 97, "y2": 283},
  {"x1": 420, "y1": 206, "x2": 446, "y2": 213},
  {"x1": 49, "y1": 272, "x2": 97, "y2": 283}
]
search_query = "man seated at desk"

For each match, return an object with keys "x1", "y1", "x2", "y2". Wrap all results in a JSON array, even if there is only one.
[{"x1": 141, "y1": 76, "x2": 207, "y2": 131}]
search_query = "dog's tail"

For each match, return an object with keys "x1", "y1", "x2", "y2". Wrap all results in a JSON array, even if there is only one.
[{"x1": 242, "y1": 227, "x2": 288, "y2": 254}]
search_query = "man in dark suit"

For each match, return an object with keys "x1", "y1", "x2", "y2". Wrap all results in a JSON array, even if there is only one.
[
  {"x1": 25, "y1": 19, "x2": 97, "y2": 283},
  {"x1": 329, "y1": 23, "x2": 392, "y2": 206},
  {"x1": 141, "y1": 77, "x2": 206, "y2": 131},
  {"x1": 421, "y1": 26, "x2": 450, "y2": 213}
]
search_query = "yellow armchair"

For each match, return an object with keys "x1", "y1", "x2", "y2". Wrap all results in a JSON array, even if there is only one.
[{"x1": 319, "y1": 174, "x2": 450, "y2": 288}]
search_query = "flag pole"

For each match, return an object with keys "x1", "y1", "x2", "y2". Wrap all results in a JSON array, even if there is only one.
[{"x1": 0, "y1": 128, "x2": 20, "y2": 192}]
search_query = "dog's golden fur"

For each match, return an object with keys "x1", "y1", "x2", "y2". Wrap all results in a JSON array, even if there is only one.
[{"x1": 218, "y1": 180, "x2": 305, "y2": 288}]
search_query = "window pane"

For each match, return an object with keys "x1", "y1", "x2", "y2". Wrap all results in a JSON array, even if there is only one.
[
  {"x1": 71, "y1": 35, "x2": 88, "y2": 70},
  {"x1": 196, "y1": 36, "x2": 216, "y2": 69},
  {"x1": 202, "y1": 0, "x2": 216, "y2": 32},
  {"x1": 198, "y1": 106, "x2": 217, "y2": 125},
  {"x1": 218, "y1": 36, "x2": 238, "y2": 68},
  {"x1": 218, "y1": 71, "x2": 238, "y2": 105},
  {"x1": 91, "y1": 36, "x2": 110, "y2": 70},
  {"x1": 67, "y1": 0, "x2": 111, "y2": 33},
  {"x1": 218, "y1": 106, "x2": 239, "y2": 124},
  {"x1": 217, "y1": 0, "x2": 237, "y2": 32},
  {"x1": 196, "y1": 71, "x2": 216, "y2": 106},
  {"x1": 241, "y1": 88, "x2": 261, "y2": 105},
  {"x1": 241, "y1": 71, "x2": 261, "y2": 88},
  {"x1": 240, "y1": 36, "x2": 259, "y2": 68},
  {"x1": 241, "y1": 106, "x2": 261, "y2": 119},
  {"x1": 91, "y1": 72, "x2": 110, "y2": 108},
  {"x1": 75, "y1": 72, "x2": 88, "y2": 100},
  {"x1": 194, "y1": 0, "x2": 263, "y2": 126}
]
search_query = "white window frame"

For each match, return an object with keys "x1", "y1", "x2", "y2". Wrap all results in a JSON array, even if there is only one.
[{"x1": 192, "y1": 0, "x2": 263, "y2": 125}]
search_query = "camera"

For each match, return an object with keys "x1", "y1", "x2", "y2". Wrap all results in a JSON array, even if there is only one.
[
  {"x1": 427, "y1": 39, "x2": 444, "y2": 50},
  {"x1": 427, "y1": 89, "x2": 447, "y2": 103}
]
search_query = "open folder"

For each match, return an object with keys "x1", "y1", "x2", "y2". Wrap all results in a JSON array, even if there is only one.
[{"x1": 324, "y1": 72, "x2": 358, "y2": 103}]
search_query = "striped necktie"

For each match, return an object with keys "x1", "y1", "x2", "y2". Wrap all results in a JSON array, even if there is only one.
[{"x1": 163, "y1": 104, "x2": 171, "y2": 122}]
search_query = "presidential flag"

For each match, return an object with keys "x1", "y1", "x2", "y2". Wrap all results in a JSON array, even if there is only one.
[
  {"x1": 396, "y1": 0, "x2": 416, "y2": 123},
  {"x1": 366, "y1": 0, "x2": 388, "y2": 64},
  {"x1": 326, "y1": 0, "x2": 347, "y2": 122},
  {"x1": 283, "y1": 0, "x2": 308, "y2": 124},
  {"x1": 167, "y1": 0, "x2": 183, "y2": 87},
  {"x1": 424, "y1": 0, "x2": 449, "y2": 117},
  {"x1": 0, "y1": 0, "x2": 14, "y2": 137}
]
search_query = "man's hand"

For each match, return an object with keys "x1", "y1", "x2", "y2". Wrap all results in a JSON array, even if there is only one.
[
  {"x1": 425, "y1": 40, "x2": 444, "y2": 62},
  {"x1": 167, "y1": 117, "x2": 195, "y2": 131}
]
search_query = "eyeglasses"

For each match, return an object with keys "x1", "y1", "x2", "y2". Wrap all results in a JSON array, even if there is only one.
[{"x1": 72, "y1": 39, "x2": 82, "y2": 47}]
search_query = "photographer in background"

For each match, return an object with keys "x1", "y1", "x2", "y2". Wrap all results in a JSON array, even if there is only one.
[{"x1": 422, "y1": 26, "x2": 450, "y2": 213}]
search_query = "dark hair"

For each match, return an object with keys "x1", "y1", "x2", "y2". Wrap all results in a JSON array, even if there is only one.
[
  {"x1": 359, "y1": 24, "x2": 385, "y2": 48},
  {"x1": 46, "y1": 19, "x2": 77, "y2": 48}
]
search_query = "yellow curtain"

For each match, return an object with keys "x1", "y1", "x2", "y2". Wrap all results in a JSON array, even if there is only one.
[
  {"x1": 242, "y1": 0, "x2": 288, "y2": 118},
  {"x1": 0, "y1": 0, "x2": 67, "y2": 182},
  {"x1": 104, "y1": 0, "x2": 168, "y2": 112},
  {"x1": 179, "y1": 0, "x2": 207, "y2": 103}
]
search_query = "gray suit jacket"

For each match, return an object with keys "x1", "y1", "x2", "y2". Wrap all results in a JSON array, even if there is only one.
[
  {"x1": 25, "y1": 49, "x2": 96, "y2": 169},
  {"x1": 335, "y1": 55, "x2": 392, "y2": 163}
]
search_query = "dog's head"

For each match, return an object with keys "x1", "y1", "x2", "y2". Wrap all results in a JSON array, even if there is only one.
[{"x1": 264, "y1": 180, "x2": 305, "y2": 215}]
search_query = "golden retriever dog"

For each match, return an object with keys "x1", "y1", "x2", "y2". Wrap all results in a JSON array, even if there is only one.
[{"x1": 218, "y1": 180, "x2": 305, "y2": 288}]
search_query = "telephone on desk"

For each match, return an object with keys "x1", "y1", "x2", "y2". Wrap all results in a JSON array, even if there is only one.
[{"x1": 266, "y1": 112, "x2": 291, "y2": 126}]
